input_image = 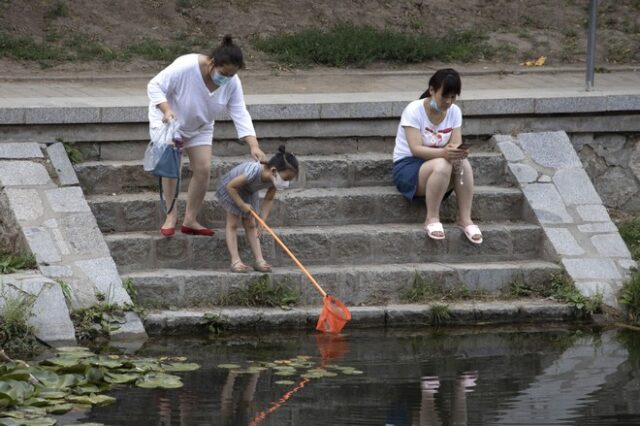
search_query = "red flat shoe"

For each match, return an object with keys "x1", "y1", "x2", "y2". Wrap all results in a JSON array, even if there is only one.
[
  {"x1": 160, "y1": 227, "x2": 175, "y2": 237},
  {"x1": 180, "y1": 225, "x2": 215, "y2": 236}
]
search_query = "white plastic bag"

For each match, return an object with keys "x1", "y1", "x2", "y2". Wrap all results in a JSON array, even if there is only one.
[{"x1": 143, "y1": 120, "x2": 180, "y2": 172}]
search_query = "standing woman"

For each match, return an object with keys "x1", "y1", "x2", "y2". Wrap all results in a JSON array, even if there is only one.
[
  {"x1": 392, "y1": 68, "x2": 482, "y2": 244},
  {"x1": 148, "y1": 35, "x2": 265, "y2": 236}
]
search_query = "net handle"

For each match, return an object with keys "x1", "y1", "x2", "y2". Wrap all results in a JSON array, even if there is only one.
[{"x1": 249, "y1": 210, "x2": 327, "y2": 298}]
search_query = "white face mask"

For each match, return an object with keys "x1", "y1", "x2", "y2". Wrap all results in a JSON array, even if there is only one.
[{"x1": 273, "y1": 171, "x2": 290, "y2": 190}]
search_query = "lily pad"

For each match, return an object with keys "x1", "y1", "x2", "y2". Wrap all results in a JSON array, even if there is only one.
[
  {"x1": 273, "y1": 371, "x2": 296, "y2": 377},
  {"x1": 88, "y1": 357, "x2": 123, "y2": 369},
  {"x1": 217, "y1": 364, "x2": 241, "y2": 370},
  {"x1": 246, "y1": 366, "x2": 267, "y2": 374},
  {"x1": 274, "y1": 380, "x2": 295, "y2": 385},
  {"x1": 161, "y1": 363, "x2": 200, "y2": 373},
  {"x1": 135, "y1": 373, "x2": 183, "y2": 389},
  {"x1": 45, "y1": 403, "x2": 73, "y2": 414},
  {"x1": 37, "y1": 391, "x2": 67, "y2": 400},
  {"x1": 341, "y1": 369, "x2": 364, "y2": 375},
  {"x1": 104, "y1": 372, "x2": 139, "y2": 385}
]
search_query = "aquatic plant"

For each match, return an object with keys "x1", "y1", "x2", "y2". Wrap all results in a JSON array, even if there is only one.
[{"x1": 0, "y1": 347, "x2": 199, "y2": 425}]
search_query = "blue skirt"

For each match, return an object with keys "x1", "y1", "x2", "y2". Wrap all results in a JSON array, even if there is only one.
[{"x1": 392, "y1": 156, "x2": 453, "y2": 202}]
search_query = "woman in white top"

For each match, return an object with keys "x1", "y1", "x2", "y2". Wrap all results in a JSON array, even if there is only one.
[
  {"x1": 392, "y1": 68, "x2": 482, "y2": 244},
  {"x1": 147, "y1": 35, "x2": 265, "y2": 237}
]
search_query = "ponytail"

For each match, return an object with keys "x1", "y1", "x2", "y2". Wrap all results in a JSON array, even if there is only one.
[{"x1": 266, "y1": 145, "x2": 299, "y2": 176}]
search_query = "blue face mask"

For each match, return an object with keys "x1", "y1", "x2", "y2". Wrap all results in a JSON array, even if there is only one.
[
  {"x1": 430, "y1": 98, "x2": 442, "y2": 113},
  {"x1": 211, "y1": 70, "x2": 230, "y2": 87}
]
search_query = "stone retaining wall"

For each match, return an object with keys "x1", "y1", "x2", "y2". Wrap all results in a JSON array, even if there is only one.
[{"x1": 572, "y1": 133, "x2": 640, "y2": 214}]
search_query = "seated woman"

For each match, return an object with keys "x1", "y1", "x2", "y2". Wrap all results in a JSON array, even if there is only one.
[{"x1": 392, "y1": 68, "x2": 482, "y2": 244}]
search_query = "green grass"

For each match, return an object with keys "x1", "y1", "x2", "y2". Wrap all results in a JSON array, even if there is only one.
[
  {"x1": 620, "y1": 268, "x2": 640, "y2": 325},
  {"x1": 223, "y1": 275, "x2": 298, "y2": 308},
  {"x1": 401, "y1": 272, "x2": 476, "y2": 303},
  {"x1": 253, "y1": 23, "x2": 490, "y2": 67},
  {"x1": 619, "y1": 217, "x2": 640, "y2": 261},
  {"x1": 429, "y1": 304, "x2": 451, "y2": 326},
  {"x1": 61, "y1": 141, "x2": 83, "y2": 164},
  {"x1": 0, "y1": 253, "x2": 37, "y2": 275},
  {"x1": 505, "y1": 273, "x2": 602, "y2": 318},
  {"x1": 0, "y1": 33, "x2": 66, "y2": 62},
  {"x1": 0, "y1": 293, "x2": 41, "y2": 357}
]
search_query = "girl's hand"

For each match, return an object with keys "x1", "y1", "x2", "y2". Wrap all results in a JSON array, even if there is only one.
[
  {"x1": 443, "y1": 144, "x2": 467, "y2": 161},
  {"x1": 162, "y1": 109, "x2": 176, "y2": 123},
  {"x1": 240, "y1": 202, "x2": 253, "y2": 214}
]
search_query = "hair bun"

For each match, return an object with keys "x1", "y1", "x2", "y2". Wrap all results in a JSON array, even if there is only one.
[
  {"x1": 222, "y1": 34, "x2": 233, "y2": 46},
  {"x1": 277, "y1": 145, "x2": 286, "y2": 154}
]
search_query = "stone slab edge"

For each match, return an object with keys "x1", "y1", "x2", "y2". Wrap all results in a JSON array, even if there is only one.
[
  {"x1": 1, "y1": 93, "x2": 639, "y2": 124},
  {"x1": 0, "y1": 146, "x2": 148, "y2": 340},
  {"x1": 0, "y1": 272, "x2": 75, "y2": 343},
  {"x1": 494, "y1": 131, "x2": 637, "y2": 308},
  {"x1": 142, "y1": 300, "x2": 575, "y2": 335}
]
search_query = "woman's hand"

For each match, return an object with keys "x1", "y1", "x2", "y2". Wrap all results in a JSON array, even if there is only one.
[
  {"x1": 250, "y1": 145, "x2": 266, "y2": 162},
  {"x1": 443, "y1": 144, "x2": 467, "y2": 161}
]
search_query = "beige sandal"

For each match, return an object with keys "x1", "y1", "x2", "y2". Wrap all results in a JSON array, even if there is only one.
[
  {"x1": 230, "y1": 260, "x2": 250, "y2": 273},
  {"x1": 253, "y1": 260, "x2": 272, "y2": 273}
]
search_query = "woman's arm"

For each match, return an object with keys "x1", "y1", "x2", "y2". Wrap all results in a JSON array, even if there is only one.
[
  {"x1": 405, "y1": 127, "x2": 466, "y2": 162},
  {"x1": 225, "y1": 174, "x2": 252, "y2": 213},
  {"x1": 228, "y1": 79, "x2": 265, "y2": 161},
  {"x1": 241, "y1": 135, "x2": 266, "y2": 162}
]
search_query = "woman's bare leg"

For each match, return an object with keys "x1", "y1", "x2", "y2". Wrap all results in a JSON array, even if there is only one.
[{"x1": 182, "y1": 145, "x2": 212, "y2": 229}]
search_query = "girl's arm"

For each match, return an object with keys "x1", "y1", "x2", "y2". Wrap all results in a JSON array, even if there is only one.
[
  {"x1": 260, "y1": 186, "x2": 277, "y2": 221},
  {"x1": 405, "y1": 127, "x2": 466, "y2": 162},
  {"x1": 225, "y1": 174, "x2": 252, "y2": 213},
  {"x1": 255, "y1": 186, "x2": 277, "y2": 239}
]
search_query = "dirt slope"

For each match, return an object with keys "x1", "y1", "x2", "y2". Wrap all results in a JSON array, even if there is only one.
[{"x1": 0, "y1": 0, "x2": 638, "y2": 75}]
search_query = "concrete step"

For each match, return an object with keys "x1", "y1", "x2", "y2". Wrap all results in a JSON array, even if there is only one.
[
  {"x1": 124, "y1": 260, "x2": 562, "y2": 309},
  {"x1": 107, "y1": 223, "x2": 544, "y2": 273},
  {"x1": 89, "y1": 185, "x2": 527, "y2": 233},
  {"x1": 75, "y1": 152, "x2": 509, "y2": 195}
]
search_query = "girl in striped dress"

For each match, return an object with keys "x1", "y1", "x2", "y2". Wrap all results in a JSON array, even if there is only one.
[{"x1": 217, "y1": 145, "x2": 299, "y2": 273}]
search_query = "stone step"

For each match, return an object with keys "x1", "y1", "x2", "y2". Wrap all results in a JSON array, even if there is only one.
[
  {"x1": 75, "y1": 135, "x2": 494, "y2": 162},
  {"x1": 143, "y1": 300, "x2": 574, "y2": 335},
  {"x1": 124, "y1": 260, "x2": 562, "y2": 309},
  {"x1": 89, "y1": 185, "x2": 527, "y2": 233},
  {"x1": 75, "y1": 152, "x2": 509, "y2": 195},
  {"x1": 107, "y1": 223, "x2": 544, "y2": 273}
]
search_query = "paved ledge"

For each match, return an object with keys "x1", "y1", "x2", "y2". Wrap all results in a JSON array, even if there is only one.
[
  {"x1": 143, "y1": 299, "x2": 576, "y2": 335},
  {"x1": 0, "y1": 89, "x2": 639, "y2": 125}
]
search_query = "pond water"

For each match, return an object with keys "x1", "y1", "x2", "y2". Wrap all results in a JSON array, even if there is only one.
[{"x1": 56, "y1": 325, "x2": 640, "y2": 425}]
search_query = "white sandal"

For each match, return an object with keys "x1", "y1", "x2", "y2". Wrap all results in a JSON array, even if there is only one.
[
  {"x1": 458, "y1": 224, "x2": 483, "y2": 245},
  {"x1": 424, "y1": 222, "x2": 445, "y2": 240}
]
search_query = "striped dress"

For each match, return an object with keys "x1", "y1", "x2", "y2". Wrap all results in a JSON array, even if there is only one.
[{"x1": 216, "y1": 161, "x2": 273, "y2": 218}]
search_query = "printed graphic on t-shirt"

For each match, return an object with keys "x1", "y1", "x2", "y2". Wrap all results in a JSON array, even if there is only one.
[{"x1": 422, "y1": 126, "x2": 453, "y2": 147}]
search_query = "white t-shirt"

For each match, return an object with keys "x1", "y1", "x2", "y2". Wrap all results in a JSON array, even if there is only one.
[
  {"x1": 393, "y1": 100, "x2": 462, "y2": 162},
  {"x1": 147, "y1": 53, "x2": 255, "y2": 140}
]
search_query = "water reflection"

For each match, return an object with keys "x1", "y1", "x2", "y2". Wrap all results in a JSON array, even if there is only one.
[{"x1": 58, "y1": 326, "x2": 640, "y2": 425}]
